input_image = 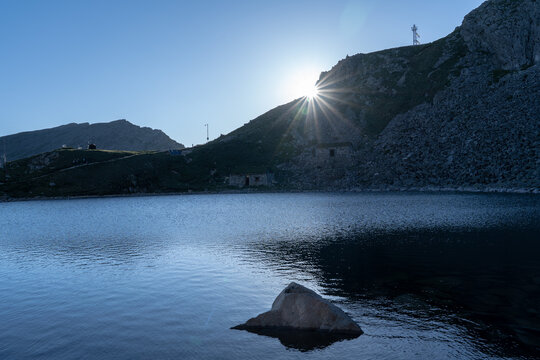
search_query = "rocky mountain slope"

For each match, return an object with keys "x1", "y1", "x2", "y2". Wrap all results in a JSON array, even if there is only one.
[
  {"x1": 279, "y1": 0, "x2": 540, "y2": 191},
  {"x1": 205, "y1": 0, "x2": 539, "y2": 191},
  {"x1": 0, "y1": 120, "x2": 184, "y2": 161},
  {"x1": 1, "y1": 0, "x2": 538, "y2": 198}
]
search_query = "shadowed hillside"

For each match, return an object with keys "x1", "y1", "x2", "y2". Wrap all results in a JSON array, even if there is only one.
[{"x1": 0, "y1": 148, "x2": 220, "y2": 198}]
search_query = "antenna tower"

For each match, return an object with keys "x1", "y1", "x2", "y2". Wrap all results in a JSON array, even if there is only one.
[
  {"x1": 205, "y1": 123, "x2": 209, "y2": 142},
  {"x1": 412, "y1": 24, "x2": 420, "y2": 45}
]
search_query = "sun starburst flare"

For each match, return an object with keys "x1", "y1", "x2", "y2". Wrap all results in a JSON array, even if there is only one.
[
  {"x1": 275, "y1": 69, "x2": 361, "y2": 152},
  {"x1": 305, "y1": 84, "x2": 320, "y2": 99}
]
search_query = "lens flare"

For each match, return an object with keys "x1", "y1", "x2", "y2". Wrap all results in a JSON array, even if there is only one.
[
  {"x1": 306, "y1": 85, "x2": 320, "y2": 99},
  {"x1": 283, "y1": 67, "x2": 321, "y2": 101}
]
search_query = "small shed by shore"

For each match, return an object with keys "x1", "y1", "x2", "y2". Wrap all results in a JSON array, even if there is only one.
[{"x1": 228, "y1": 173, "x2": 274, "y2": 188}]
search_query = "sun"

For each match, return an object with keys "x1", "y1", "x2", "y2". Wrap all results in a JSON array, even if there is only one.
[
  {"x1": 283, "y1": 67, "x2": 321, "y2": 101},
  {"x1": 305, "y1": 84, "x2": 320, "y2": 99}
]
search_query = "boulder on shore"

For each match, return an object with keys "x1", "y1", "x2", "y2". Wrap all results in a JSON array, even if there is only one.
[{"x1": 232, "y1": 282, "x2": 363, "y2": 335}]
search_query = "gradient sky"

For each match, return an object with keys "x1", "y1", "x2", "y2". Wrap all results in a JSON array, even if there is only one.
[{"x1": 0, "y1": 0, "x2": 484, "y2": 146}]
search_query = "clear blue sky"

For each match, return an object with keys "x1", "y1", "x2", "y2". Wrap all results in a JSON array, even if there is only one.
[{"x1": 0, "y1": 0, "x2": 484, "y2": 146}]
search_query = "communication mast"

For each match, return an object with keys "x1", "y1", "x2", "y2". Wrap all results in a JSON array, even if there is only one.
[
  {"x1": 411, "y1": 24, "x2": 420, "y2": 45},
  {"x1": 205, "y1": 123, "x2": 209, "y2": 142}
]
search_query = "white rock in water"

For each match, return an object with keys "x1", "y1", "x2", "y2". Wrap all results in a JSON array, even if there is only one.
[{"x1": 233, "y1": 282, "x2": 363, "y2": 335}]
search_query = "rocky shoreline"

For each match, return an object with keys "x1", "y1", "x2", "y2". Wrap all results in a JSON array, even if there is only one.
[{"x1": 1, "y1": 185, "x2": 538, "y2": 203}]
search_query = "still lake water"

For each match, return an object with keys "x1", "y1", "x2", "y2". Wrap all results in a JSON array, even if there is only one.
[{"x1": 0, "y1": 192, "x2": 539, "y2": 359}]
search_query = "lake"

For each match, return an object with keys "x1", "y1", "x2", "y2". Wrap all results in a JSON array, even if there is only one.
[{"x1": 0, "y1": 192, "x2": 539, "y2": 359}]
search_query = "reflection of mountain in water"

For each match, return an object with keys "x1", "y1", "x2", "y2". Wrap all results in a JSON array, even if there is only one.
[{"x1": 245, "y1": 227, "x2": 540, "y2": 356}]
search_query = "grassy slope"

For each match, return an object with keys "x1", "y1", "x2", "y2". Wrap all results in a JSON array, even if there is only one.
[
  {"x1": 0, "y1": 149, "x2": 223, "y2": 198},
  {"x1": 188, "y1": 101, "x2": 303, "y2": 174}
]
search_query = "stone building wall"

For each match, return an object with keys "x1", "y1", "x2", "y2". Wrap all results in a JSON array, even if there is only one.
[{"x1": 228, "y1": 173, "x2": 273, "y2": 188}]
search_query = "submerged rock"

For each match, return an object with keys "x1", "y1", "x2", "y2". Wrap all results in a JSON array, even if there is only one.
[{"x1": 232, "y1": 282, "x2": 363, "y2": 335}]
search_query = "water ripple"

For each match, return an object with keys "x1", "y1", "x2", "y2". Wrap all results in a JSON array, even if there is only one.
[{"x1": 0, "y1": 192, "x2": 538, "y2": 359}]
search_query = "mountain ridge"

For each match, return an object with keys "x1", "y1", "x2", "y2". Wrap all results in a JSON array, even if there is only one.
[{"x1": 0, "y1": 119, "x2": 184, "y2": 161}]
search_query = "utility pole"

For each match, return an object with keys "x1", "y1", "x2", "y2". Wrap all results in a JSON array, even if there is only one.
[
  {"x1": 412, "y1": 24, "x2": 420, "y2": 45},
  {"x1": 2, "y1": 140, "x2": 6, "y2": 183},
  {"x1": 205, "y1": 123, "x2": 209, "y2": 142}
]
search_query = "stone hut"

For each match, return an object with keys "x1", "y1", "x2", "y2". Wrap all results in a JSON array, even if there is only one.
[
  {"x1": 228, "y1": 173, "x2": 274, "y2": 188},
  {"x1": 312, "y1": 142, "x2": 354, "y2": 166}
]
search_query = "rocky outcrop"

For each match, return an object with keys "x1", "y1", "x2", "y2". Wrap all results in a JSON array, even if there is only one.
[
  {"x1": 233, "y1": 282, "x2": 363, "y2": 335},
  {"x1": 275, "y1": 0, "x2": 539, "y2": 192},
  {"x1": 460, "y1": 0, "x2": 540, "y2": 70}
]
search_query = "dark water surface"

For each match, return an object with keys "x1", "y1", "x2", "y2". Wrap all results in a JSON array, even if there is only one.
[{"x1": 0, "y1": 193, "x2": 539, "y2": 359}]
